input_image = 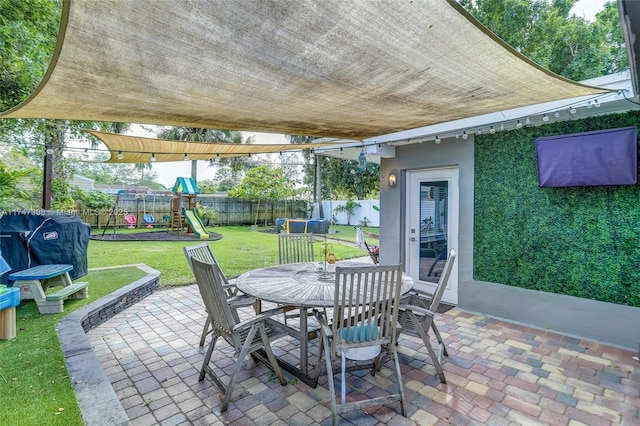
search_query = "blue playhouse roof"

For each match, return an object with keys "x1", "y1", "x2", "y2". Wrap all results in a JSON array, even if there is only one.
[{"x1": 172, "y1": 177, "x2": 199, "y2": 194}]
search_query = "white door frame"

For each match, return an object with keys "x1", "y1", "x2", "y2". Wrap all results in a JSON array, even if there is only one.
[{"x1": 405, "y1": 167, "x2": 459, "y2": 304}]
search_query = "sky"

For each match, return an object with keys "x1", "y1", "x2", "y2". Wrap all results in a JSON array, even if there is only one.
[
  {"x1": 137, "y1": 0, "x2": 610, "y2": 188},
  {"x1": 570, "y1": 0, "x2": 608, "y2": 21}
]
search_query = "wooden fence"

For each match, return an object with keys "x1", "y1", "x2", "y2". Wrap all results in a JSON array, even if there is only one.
[{"x1": 77, "y1": 194, "x2": 309, "y2": 228}]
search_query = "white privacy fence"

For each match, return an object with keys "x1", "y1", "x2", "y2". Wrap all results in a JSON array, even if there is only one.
[{"x1": 311, "y1": 200, "x2": 380, "y2": 227}]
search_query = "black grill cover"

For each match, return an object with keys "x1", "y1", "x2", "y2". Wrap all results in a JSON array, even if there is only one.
[{"x1": 0, "y1": 213, "x2": 90, "y2": 284}]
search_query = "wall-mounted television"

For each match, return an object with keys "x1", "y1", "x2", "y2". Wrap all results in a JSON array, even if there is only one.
[{"x1": 536, "y1": 127, "x2": 638, "y2": 187}]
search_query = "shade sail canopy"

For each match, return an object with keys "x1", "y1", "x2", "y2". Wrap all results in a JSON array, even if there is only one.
[
  {"x1": 1, "y1": 0, "x2": 606, "y2": 140},
  {"x1": 85, "y1": 129, "x2": 351, "y2": 163}
]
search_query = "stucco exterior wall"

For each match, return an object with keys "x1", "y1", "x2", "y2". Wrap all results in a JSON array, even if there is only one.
[{"x1": 380, "y1": 136, "x2": 640, "y2": 351}]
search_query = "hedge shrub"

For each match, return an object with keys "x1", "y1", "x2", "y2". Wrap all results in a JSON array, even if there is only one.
[{"x1": 474, "y1": 110, "x2": 640, "y2": 306}]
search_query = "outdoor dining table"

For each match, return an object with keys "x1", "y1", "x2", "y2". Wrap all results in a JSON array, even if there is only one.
[{"x1": 235, "y1": 260, "x2": 414, "y2": 387}]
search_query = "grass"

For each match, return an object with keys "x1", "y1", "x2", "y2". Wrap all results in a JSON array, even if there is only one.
[
  {"x1": 0, "y1": 266, "x2": 147, "y2": 425},
  {"x1": 1, "y1": 224, "x2": 378, "y2": 424},
  {"x1": 88, "y1": 225, "x2": 376, "y2": 284}
]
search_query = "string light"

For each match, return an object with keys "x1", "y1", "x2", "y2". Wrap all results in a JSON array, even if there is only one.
[
  {"x1": 594, "y1": 99, "x2": 600, "y2": 107},
  {"x1": 516, "y1": 120, "x2": 522, "y2": 129},
  {"x1": 499, "y1": 123, "x2": 505, "y2": 131},
  {"x1": 587, "y1": 101, "x2": 593, "y2": 109},
  {"x1": 435, "y1": 135, "x2": 441, "y2": 144},
  {"x1": 554, "y1": 111, "x2": 560, "y2": 118},
  {"x1": 214, "y1": 153, "x2": 220, "y2": 163},
  {"x1": 183, "y1": 153, "x2": 189, "y2": 161},
  {"x1": 83, "y1": 148, "x2": 88, "y2": 158},
  {"x1": 490, "y1": 125, "x2": 496, "y2": 134},
  {"x1": 525, "y1": 117, "x2": 530, "y2": 125},
  {"x1": 476, "y1": 128, "x2": 482, "y2": 135},
  {"x1": 151, "y1": 153, "x2": 156, "y2": 162},
  {"x1": 569, "y1": 106, "x2": 577, "y2": 114},
  {"x1": 542, "y1": 113, "x2": 549, "y2": 122},
  {"x1": 455, "y1": 133, "x2": 460, "y2": 139},
  {"x1": 462, "y1": 131, "x2": 468, "y2": 140},
  {"x1": 117, "y1": 150, "x2": 124, "y2": 160}
]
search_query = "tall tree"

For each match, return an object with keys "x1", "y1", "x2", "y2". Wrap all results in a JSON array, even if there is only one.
[
  {"x1": 155, "y1": 127, "x2": 253, "y2": 181},
  {"x1": 1, "y1": 1, "x2": 131, "y2": 209},
  {"x1": 459, "y1": 0, "x2": 627, "y2": 81},
  {"x1": 288, "y1": 135, "x2": 323, "y2": 216},
  {"x1": 228, "y1": 165, "x2": 296, "y2": 226}
]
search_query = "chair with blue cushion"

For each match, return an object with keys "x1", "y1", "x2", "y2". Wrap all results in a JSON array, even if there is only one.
[{"x1": 314, "y1": 264, "x2": 406, "y2": 425}]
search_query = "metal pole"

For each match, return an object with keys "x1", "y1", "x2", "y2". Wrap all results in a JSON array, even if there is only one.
[{"x1": 42, "y1": 145, "x2": 53, "y2": 209}]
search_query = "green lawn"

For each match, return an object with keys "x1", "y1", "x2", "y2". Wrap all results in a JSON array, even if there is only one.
[
  {"x1": 1, "y1": 224, "x2": 377, "y2": 424},
  {"x1": 88, "y1": 225, "x2": 375, "y2": 284}
]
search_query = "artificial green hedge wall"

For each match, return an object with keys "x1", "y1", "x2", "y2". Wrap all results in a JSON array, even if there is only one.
[{"x1": 474, "y1": 109, "x2": 640, "y2": 307}]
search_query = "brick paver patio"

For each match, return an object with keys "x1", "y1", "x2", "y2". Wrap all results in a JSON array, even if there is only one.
[{"x1": 86, "y1": 284, "x2": 640, "y2": 425}]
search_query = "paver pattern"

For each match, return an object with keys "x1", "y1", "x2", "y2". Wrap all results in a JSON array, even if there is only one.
[{"x1": 87, "y1": 284, "x2": 640, "y2": 425}]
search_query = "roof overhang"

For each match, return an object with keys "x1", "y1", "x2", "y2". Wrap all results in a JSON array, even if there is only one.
[{"x1": 1, "y1": 0, "x2": 606, "y2": 141}]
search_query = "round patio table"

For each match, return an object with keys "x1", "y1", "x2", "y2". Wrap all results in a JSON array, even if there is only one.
[{"x1": 235, "y1": 261, "x2": 414, "y2": 386}]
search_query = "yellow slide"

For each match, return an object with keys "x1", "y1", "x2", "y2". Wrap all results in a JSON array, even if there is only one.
[{"x1": 183, "y1": 208, "x2": 209, "y2": 240}]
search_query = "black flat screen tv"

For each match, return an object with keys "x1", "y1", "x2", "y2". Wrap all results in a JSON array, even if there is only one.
[{"x1": 536, "y1": 127, "x2": 638, "y2": 187}]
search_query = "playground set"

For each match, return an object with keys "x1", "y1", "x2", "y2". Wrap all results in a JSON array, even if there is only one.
[
  {"x1": 101, "y1": 177, "x2": 210, "y2": 240},
  {"x1": 171, "y1": 177, "x2": 209, "y2": 239}
]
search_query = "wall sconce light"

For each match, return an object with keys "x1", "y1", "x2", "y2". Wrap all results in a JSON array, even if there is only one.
[{"x1": 388, "y1": 173, "x2": 397, "y2": 188}]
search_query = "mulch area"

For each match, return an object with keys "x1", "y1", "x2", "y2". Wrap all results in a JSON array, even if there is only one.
[{"x1": 90, "y1": 230, "x2": 222, "y2": 242}]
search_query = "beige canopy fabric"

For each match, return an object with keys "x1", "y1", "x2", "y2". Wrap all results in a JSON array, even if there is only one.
[
  {"x1": 85, "y1": 129, "x2": 353, "y2": 163},
  {"x1": 2, "y1": 0, "x2": 606, "y2": 140}
]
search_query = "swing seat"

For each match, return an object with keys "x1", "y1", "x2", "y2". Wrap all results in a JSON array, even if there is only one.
[
  {"x1": 143, "y1": 214, "x2": 155, "y2": 228},
  {"x1": 124, "y1": 214, "x2": 137, "y2": 228}
]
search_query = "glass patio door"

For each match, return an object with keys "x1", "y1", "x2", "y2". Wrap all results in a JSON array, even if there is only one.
[{"x1": 406, "y1": 168, "x2": 458, "y2": 304}]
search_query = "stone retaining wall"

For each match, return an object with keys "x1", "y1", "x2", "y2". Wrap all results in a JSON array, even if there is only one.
[{"x1": 56, "y1": 264, "x2": 160, "y2": 426}]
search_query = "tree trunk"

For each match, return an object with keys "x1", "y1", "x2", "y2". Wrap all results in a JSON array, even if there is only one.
[
  {"x1": 315, "y1": 156, "x2": 324, "y2": 218},
  {"x1": 191, "y1": 159, "x2": 198, "y2": 180}
]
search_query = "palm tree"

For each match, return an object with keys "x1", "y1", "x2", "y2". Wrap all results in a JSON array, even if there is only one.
[
  {"x1": 333, "y1": 199, "x2": 361, "y2": 225},
  {"x1": 156, "y1": 127, "x2": 233, "y2": 180}
]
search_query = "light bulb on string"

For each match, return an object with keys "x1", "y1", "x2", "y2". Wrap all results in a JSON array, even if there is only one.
[
  {"x1": 476, "y1": 128, "x2": 482, "y2": 135},
  {"x1": 499, "y1": 123, "x2": 505, "y2": 131},
  {"x1": 587, "y1": 101, "x2": 592, "y2": 109},
  {"x1": 569, "y1": 107, "x2": 577, "y2": 114},
  {"x1": 542, "y1": 113, "x2": 549, "y2": 122},
  {"x1": 83, "y1": 148, "x2": 89, "y2": 158},
  {"x1": 462, "y1": 131, "x2": 468, "y2": 140},
  {"x1": 490, "y1": 126, "x2": 496, "y2": 134},
  {"x1": 554, "y1": 111, "x2": 560, "y2": 118},
  {"x1": 151, "y1": 153, "x2": 156, "y2": 162},
  {"x1": 435, "y1": 135, "x2": 441, "y2": 144},
  {"x1": 184, "y1": 153, "x2": 189, "y2": 161},
  {"x1": 214, "y1": 153, "x2": 220, "y2": 164},
  {"x1": 117, "y1": 151, "x2": 124, "y2": 160},
  {"x1": 594, "y1": 99, "x2": 600, "y2": 107},
  {"x1": 525, "y1": 117, "x2": 530, "y2": 125},
  {"x1": 516, "y1": 120, "x2": 522, "y2": 129}
]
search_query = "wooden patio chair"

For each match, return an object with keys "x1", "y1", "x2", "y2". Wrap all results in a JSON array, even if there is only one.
[
  {"x1": 184, "y1": 243, "x2": 255, "y2": 346},
  {"x1": 314, "y1": 264, "x2": 406, "y2": 425},
  {"x1": 277, "y1": 233, "x2": 317, "y2": 324},
  {"x1": 278, "y1": 233, "x2": 315, "y2": 264},
  {"x1": 397, "y1": 249, "x2": 456, "y2": 383},
  {"x1": 190, "y1": 257, "x2": 289, "y2": 412}
]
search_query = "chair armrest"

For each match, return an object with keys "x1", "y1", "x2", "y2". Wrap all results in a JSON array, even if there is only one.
[
  {"x1": 399, "y1": 303, "x2": 435, "y2": 319},
  {"x1": 232, "y1": 306, "x2": 285, "y2": 332},
  {"x1": 228, "y1": 294, "x2": 256, "y2": 308},
  {"x1": 409, "y1": 288, "x2": 434, "y2": 298},
  {"x1": 313, "y1": 309, "x2": 333, "y2": 337},
  {"x1": 221, "y1": 283, "x2": 240, "y2": 296}
]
